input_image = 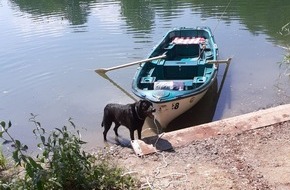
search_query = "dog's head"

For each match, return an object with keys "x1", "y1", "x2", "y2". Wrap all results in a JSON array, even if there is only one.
[{"x1": 135, "y1": 100, "x2": 156, "y2": 120}]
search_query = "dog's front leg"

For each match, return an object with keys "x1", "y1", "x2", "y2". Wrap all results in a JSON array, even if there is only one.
[
  {"x1": 130, "y1": 130, "x2": 135, "y2": 140},
  {"x1": 137, "y1": 129, "x2": 142, "y2": 139}
]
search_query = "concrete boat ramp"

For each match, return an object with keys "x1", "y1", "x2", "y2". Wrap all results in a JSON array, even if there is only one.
[{"x1": 132, "y1": 104, "x2": 290, "y2": 156}]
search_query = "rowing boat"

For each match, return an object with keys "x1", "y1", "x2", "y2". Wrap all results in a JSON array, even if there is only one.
[{"x1": 132, "y1": 27, "x2": 223, "y2": 128}]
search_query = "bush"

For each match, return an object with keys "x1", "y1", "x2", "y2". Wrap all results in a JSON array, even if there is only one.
[
  {"x1": 0, "y1": 115, "x2": 139, "y2": 190},
  {"x1": 0, "y1": 146, "x2": 6, "y2": 170}
]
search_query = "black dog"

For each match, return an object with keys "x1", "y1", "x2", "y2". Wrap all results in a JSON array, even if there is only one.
[{"x1": 101, "y1": 100, "x2": 155, "y2": 141}]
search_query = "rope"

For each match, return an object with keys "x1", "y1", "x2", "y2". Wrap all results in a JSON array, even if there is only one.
[{"x1": 213, "y1": 0, "x2": 232, "y2": 32}]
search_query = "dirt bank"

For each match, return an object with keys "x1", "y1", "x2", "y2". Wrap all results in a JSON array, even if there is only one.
[{"x1": 110, "y1": 121, "x2": 290, "y2": 189}]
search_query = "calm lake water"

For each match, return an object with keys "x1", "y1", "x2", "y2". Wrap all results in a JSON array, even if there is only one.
[{"x1": 1, "y1": 0, "x2": 289, "y2": 149}]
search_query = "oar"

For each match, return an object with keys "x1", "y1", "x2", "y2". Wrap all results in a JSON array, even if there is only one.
[
  {"x1": 206, "y1": 58, "x2": 232, "y2": 64},
  {"x1": 209, "y1": 58, "x2": 232, "y2": 96},
  {"x1": 95, "y1": 54, "x2": 166, "y2": 75},
  {"x1": 97, "y1": 72, "x2": 138, "y2": 102}
]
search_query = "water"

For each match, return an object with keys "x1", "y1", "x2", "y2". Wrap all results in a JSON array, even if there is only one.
[{"x1": 0, "y1": 0, "x2": 289, "y2": 149}]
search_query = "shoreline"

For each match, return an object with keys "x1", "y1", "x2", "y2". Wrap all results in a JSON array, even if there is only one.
[{"x1": 111, "y1": 104, "x2": 290, "y2": 189}]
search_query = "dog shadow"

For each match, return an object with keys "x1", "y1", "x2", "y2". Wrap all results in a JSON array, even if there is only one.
[
  {"x1": 142, "y1": 135, "x2": 174, "y2": 152},
  {"x1": 107, "y1": 136, "x2": 132, "y2": 148},
  {"x1": 129, "y1": 136, "x2": 174, "y2": 156},
  {"x1": 106, "y1": 134, "x2": 174, "y2": 155}
]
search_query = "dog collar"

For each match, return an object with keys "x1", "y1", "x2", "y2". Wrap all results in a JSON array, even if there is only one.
[{"x1": 134, "y1": 105, "x2": 144, "y2": 120}]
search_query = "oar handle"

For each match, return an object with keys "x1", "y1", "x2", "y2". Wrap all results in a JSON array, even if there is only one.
[{"x1": 95, "y1": 54, "x2": 166, "y2": 74}]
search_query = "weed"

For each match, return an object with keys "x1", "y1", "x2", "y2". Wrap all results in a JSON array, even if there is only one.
[
  {"x1": 0, "y1": 115, "x2": 139, "y2": 190},
  {"x1": 0, "y1": 146, "x2": 6, "y2": 170}
]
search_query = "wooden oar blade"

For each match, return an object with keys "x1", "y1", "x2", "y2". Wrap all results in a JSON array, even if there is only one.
[{"x1": 95, "y1": 68, "x2": 107, "y2": 74}]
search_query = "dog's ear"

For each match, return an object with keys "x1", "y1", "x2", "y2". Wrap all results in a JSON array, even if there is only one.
[
  {"x1": 136, "y1": 100, "x2": 142, "y2": 107},
  {"x1": 138, "y1": 100, "x2": 147, "y2": 110},
  {"x1": 139, "y1": 100, "x2": 146, "y2": 109},
  {"x1": 138, "y1": 100, "x2": 153, "y2": 111},
  {"x1": 145, "y1": 100, "x2": 153, "y2": 107},
  {"x1": 148, "y1": 101, "x2": 153, "y2": 107}
]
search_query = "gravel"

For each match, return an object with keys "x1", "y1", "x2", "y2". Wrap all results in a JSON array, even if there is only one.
[{"x1": 109, "y1": 121, "x2": 290, "y2": 189}]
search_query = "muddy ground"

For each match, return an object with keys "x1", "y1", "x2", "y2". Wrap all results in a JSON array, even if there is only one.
[{"x1": 108, "y1": 121, "x2": 290, "y2": 189}]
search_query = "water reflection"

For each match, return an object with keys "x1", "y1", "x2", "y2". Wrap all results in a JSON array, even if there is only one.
[
  {"x1": 9, "y1": 0, "x2": 290, "y2": 45},
  {"x1": 120, "y1": 0, "x2": 155, "y2": 33},
  {"x1": 10, "y1": 0, "x2": 93, "y2": 26}
]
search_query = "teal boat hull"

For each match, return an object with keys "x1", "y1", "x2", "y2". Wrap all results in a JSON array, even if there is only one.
[{"x1": 132, "y1": 27, "x2": 218, "y2": 127}]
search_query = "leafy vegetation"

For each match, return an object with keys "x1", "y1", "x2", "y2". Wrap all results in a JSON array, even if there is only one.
[
  {"x1": 284, "y1": 51, "x2": 290, "y2": 64},
  {"x1": 277, "y1": 22, "x2": 290, "y2": 77},
  {"x1": 0, "y1": 115, "x2": 139, "y2": 190},
  {"x1": 0, "y1": 146, "x2": 6, "y2": 170}
]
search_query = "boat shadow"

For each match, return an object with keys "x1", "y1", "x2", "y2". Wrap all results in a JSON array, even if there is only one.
[{"x1": 166, "y1": 78, "x2": 218, "y2": 132}]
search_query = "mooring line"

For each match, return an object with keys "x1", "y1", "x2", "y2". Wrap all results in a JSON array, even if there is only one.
[{"x1": 213, "y1": 0, "x2": 232, "y2": 32}]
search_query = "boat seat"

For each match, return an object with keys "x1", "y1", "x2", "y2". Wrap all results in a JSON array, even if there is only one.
[
  {"x1": 173, "y1": 44, "x2": 200, "y2": 58},
  {"x1": 164, "y1": 60, "x2": 198, "y2": 66},
  {"x1": 163, "y1": 60, "x2": 198, "y2": 80},
  {"x1": 165, "y1": 44, "x2": 201, "y2": 60}
]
